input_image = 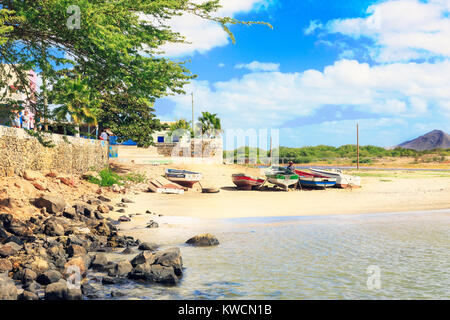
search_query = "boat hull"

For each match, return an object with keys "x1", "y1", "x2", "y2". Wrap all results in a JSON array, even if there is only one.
[
  {"x1": 294, "y1": 169, "x2": 337, "y2": 188},
  {"x1": 310, "y1": 168, "x2": 361, "y2": 188},
  {"x1": 266, "y1": 174, "x2": 299, "y2": 190},
  {"x1": 165, "y1": 169, "x2": 202, "y2": 188},
  {"x1": 232, "y1": 174, "x2": 265, "y2": 190}
]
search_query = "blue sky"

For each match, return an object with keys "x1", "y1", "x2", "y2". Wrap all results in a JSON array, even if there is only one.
[{"x1": 155, "y1": 0, "x2": 450, "y2": 148}]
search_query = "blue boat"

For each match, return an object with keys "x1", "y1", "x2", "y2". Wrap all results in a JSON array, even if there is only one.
[{"x1": 294, "y1": 169, "x2": 337, "y2": 188}]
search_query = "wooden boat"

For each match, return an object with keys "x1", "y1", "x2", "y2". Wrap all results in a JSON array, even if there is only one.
[
  {"x1": 165, "y1": 169, "x2": 202, "y2": 188},
  {"x1": 309, "y1": 168, "x2": 361, "y2": 188},
  {"x1": 265, "y1": 167, "x2": 299, "y2": 191},
  {"x1": 294, "y1": 169, "x2": 337, "y2": 188},
  {"x1": 232, "y1": 173, "x2": 265, "y2": 190}
]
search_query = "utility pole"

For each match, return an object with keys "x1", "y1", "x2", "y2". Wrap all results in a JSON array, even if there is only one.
[
  {"x1": 357, "y1": 123, "x2": 360, "y2": 170},
  {"x1": 191, "y1": 92, "x2": 194, "y2": 135},
  {"x1": 269, "y1": 136, "x2": 273, "y2": 166}
]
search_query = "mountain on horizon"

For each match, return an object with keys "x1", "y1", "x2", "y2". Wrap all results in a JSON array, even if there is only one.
[{"x1": 397, "y1": 130, "x2": 450, "y2": 151}]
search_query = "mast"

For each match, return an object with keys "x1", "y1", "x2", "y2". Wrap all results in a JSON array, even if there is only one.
[{"x1": 357, "y1": 123, "x2": 360, "y2": 170}]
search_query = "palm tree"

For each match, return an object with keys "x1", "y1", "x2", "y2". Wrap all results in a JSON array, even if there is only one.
[
  {"x1": 197, "y1": 112, "x2": 222, "y2": 138},
  {"x1": 51, "y1": 75, "x2": 99, "y2": 126}
]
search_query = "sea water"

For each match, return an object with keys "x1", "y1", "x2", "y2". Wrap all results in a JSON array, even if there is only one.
[{"x1": 91, "y1": 210, "x2": 450, "y2": 300}]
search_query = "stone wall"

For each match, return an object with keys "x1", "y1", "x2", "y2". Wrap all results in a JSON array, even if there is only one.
[
  {"x1": 0, "y1": 125, "x2": 109, "y2": 177},
  {"x1": 156, "y1": 138, "x2": 223, "y2": 163}
]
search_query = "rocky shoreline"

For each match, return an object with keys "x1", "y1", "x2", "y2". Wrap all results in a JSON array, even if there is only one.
[{"x1": 0, "y1": 191, "x2": 185, "y2": 300}]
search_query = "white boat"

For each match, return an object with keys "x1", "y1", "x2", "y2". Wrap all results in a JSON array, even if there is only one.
[
  {"x1": 265, "y1": 167, "x2": 299, "y2": 191},
  {"x1": 309, "y1": 168, "x2": 361, "y2": 188}
]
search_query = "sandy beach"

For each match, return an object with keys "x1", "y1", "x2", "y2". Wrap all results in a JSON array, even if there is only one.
[{"x1": 109, "y1": 161, "x2": 450, "y2": 219}]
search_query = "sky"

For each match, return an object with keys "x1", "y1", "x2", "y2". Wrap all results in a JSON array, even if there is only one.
[{"x1": 153, "y1": 0, "x2": 450, "y2": 148}]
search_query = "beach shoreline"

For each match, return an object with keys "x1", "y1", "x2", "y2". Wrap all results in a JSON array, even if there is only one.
[{"x1": 109, "y1": 161, "x2": 450, "y2": 220}]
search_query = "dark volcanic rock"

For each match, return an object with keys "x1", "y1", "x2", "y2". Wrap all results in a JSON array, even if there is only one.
[
  {"x1": 186, "y1": 233, "x2": 219, "y2": 247},
  {"x1": 34, "y1": 195, "x2": 66, "y2": 214},
  {"x1": 138, "y1": 242, "x2": 159, "y2": 251},
  {"x1": 154, "y1": 248, "x2": 183, "y2": 277},
  {"x1": 130, "y1": 251, "x2": 155, "y2": 267},
  {"x1": 98, "y1": 196, "x2": 111, "y2": 202},
  {"x1": 121, "y1": 197, "x2": 134, "y2": 203},
  {"x1": 398, "y1": 129, "x2": 450, "y2": 151},
  {"x1": 146, "y1": 220, "x2": 159, "y2": 229},
  {"x1": 20, "y1": 268, "x2": 37, "y2": 284},
  {"x1": 66, "y1": 244, "x2": 87, "y2": 257},
  {"x1": 91, "y1": 253, "x2": 110, "y2": 271},
  {"x1": 19, "y1": 291, "x2": 39, "y2": 300},
  {"x1": 118, "y1": 216, "x2": 131, "y2": 222},
  {"x1": 45, "y1": 280, "x2": 68, "y2": 300},
  {"x1": 129, "y1": 263, "x2": 179, "y2": 285},
  {"x1": 36, "y1": 270, "x2": 62, "y2": 285},
  {"x1": 108, "y1": 260, "x2": 133, "y2": 277},
  {"x1": 43, "y1": 220, "x2": 65, "y2": 236},
  {"x1": 120, "y1": 247, "x2": 135, "y2": 255}
]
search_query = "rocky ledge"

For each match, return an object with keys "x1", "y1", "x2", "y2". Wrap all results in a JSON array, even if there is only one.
[{"x1": 0, "y1": 193, "x2": 183, "y2": 300}]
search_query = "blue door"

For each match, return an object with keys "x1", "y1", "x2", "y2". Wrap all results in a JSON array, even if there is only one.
[{"x1": 157, "y1": 136, "x2": 165, "y2": 143}]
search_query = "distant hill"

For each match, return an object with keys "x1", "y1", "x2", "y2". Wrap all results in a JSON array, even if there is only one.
[{"x1": 398, "y1": 130, "x2": 450, "y2": 151}]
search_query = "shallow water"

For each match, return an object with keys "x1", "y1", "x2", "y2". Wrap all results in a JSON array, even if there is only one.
[{"x1": 92, "y1": 210, "x2": 450, "y2": 300}]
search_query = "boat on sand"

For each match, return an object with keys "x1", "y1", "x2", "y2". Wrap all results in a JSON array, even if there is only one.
[
  {"x1": 309, "y1": 168, "x2": 361, "y2": 188},
  {"x1": 294, "y1": 169, "x2": 337, "y2": 188},
  {"x1": 265, "y1": 167, "x2": 299, "y2": 191},
  {"x1": 165, "y1": 169, "x2": 202, "y2": 188},
  {"x1": 232, "y1": 173, "x2": 265, "y2": 190}
]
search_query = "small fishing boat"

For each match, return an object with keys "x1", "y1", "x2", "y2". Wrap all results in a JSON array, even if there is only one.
[
  {"x1": 165, "y1": 169, "x2": 202, "y2": 188},
  {"x1": 265, "y1": 167, "x2": 299, "y2": 191},
  {"x1": 309, "y1": 168, "x2": 361, "y2": 188},
  {"x1": 232, "y1": 173, "x2": 265, "y2": 190},
  {"x1": 294, "y1": 169, "x2": 337, "y2": 188}
]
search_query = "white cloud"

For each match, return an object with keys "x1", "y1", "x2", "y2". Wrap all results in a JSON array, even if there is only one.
[
  {"x1": 158, "y1": 0, "x2": 272, "y2": 57},
  {"x1": 235, "y1": 61, "x2": 280, "y2": 72},
  {"x1": 164, "y1": 59, "x2": 450, "y2": 131},
  {"x1": 218, "y1": 63, "x2": 226, "y2": 68},
  {"x1": 315, "y1": 0, "x2": 450, "y2": 62}
]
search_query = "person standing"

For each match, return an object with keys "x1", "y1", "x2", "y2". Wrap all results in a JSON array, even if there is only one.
[
  {"x1": 287, "y1": 161, "x2": 295, "y2": 172},
  {"x1": 99, "y1": 130, "x2": 108, "y2": 141}
]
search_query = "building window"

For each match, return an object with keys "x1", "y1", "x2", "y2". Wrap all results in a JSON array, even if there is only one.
[{"x1": 157, "y1": 136, "x2": 165, "y2": 143}]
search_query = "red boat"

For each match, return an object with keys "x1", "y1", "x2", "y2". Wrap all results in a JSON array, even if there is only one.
[{"x1": 232, "y1": 174, "x2": 265, "y2": 190}]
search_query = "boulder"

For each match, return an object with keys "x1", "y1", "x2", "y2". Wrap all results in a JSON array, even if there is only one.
[
  {"x1": 0, "y1": 258, "x2": 12, "y2": 273},
  {"x1": 36, "y1": 270, "x2": 62, "y2": 285},
  {"x1": 19, "y1": 291, "x2": 39, "y2": 300},
  {"x1": 67, "y1": 288, "x2": 82, "y2": 300},
  {"x1": 45, "y1": 280, "x2": 68, "y2": 300},
  {"x1": 64, "y1": 256, "x2": 89, "y2": 276},
  {"x1": 94, "y1": 211, "x2": 104, "y2": 220},
  {"x1": 66, "y1": 244, "x2": 87, "y2": 258},
  {"x1": 63, "y1": 207, "x2": 78, "y2": 220},
  {"x1": 87, "y1": 198, "x2": 101, "y2": 205},
  {"x1": 97, "y1": 204, "x2": 110, "y2": 214},
  {"x1": 34, "y1": 195, "x2": 66, "y2": 214},
  {"x1": 108, "y1": 260, "x2": 132, "y2": 277},
  {"x1": 20, "y1": 268, "x2": 37, "y2": 284},
  {"x1": 128, "y1": 263, "x2": 178, "y2": 285},
  {"x1": 138, "y1": 242, "x2": 159, "y2": 251},
  {"x1": 90, "y1": 253, "x2": 110, "y2": 271},
  {"x1": 146, "y1": 220, "x2": 159, "y2": 229},
  {"x1": 154, "y1": 248, "x2": 183, "y2": 277},
  {"x1": 0, "y1": 243, "x2": 18, "y2": 257},
  {"x1": 186, "y1": 233, "x2": 219, "y2": 247},
  {"x1": 98, "y1": 196, "x2": 111, "y2": 202},
  {"x1": 130, "y1": 251, "x2": 155, "y2": 267},
  {"x1": 120, "y1": 247, "x2": 135, "y2": 255},
  {"x1": 118, "y1": 216, "x2": 131, "y2": 222},
  {"x1": 30, "y1": 257, "x2": 50, "y2": 274},
  {"x1": 0, "y1": 273, "x2": 18, "y2": 300},
  {"x1": 116, "y1": 209, "x2": 126, "y2": 213},
  {"x1": 23, "y1": 170, "x2": 45, "y2": 181},
  {"x1": 121, "y1": 197, "x2": 134, "y2": 203},
  {"x1": 43, "y1": 220, "x2": 65, "y2": 236}
]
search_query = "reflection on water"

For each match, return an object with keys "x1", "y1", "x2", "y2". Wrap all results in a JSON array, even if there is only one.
[{"x1": 93, "y1": 211, "x2": 450, "y2": 300}]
